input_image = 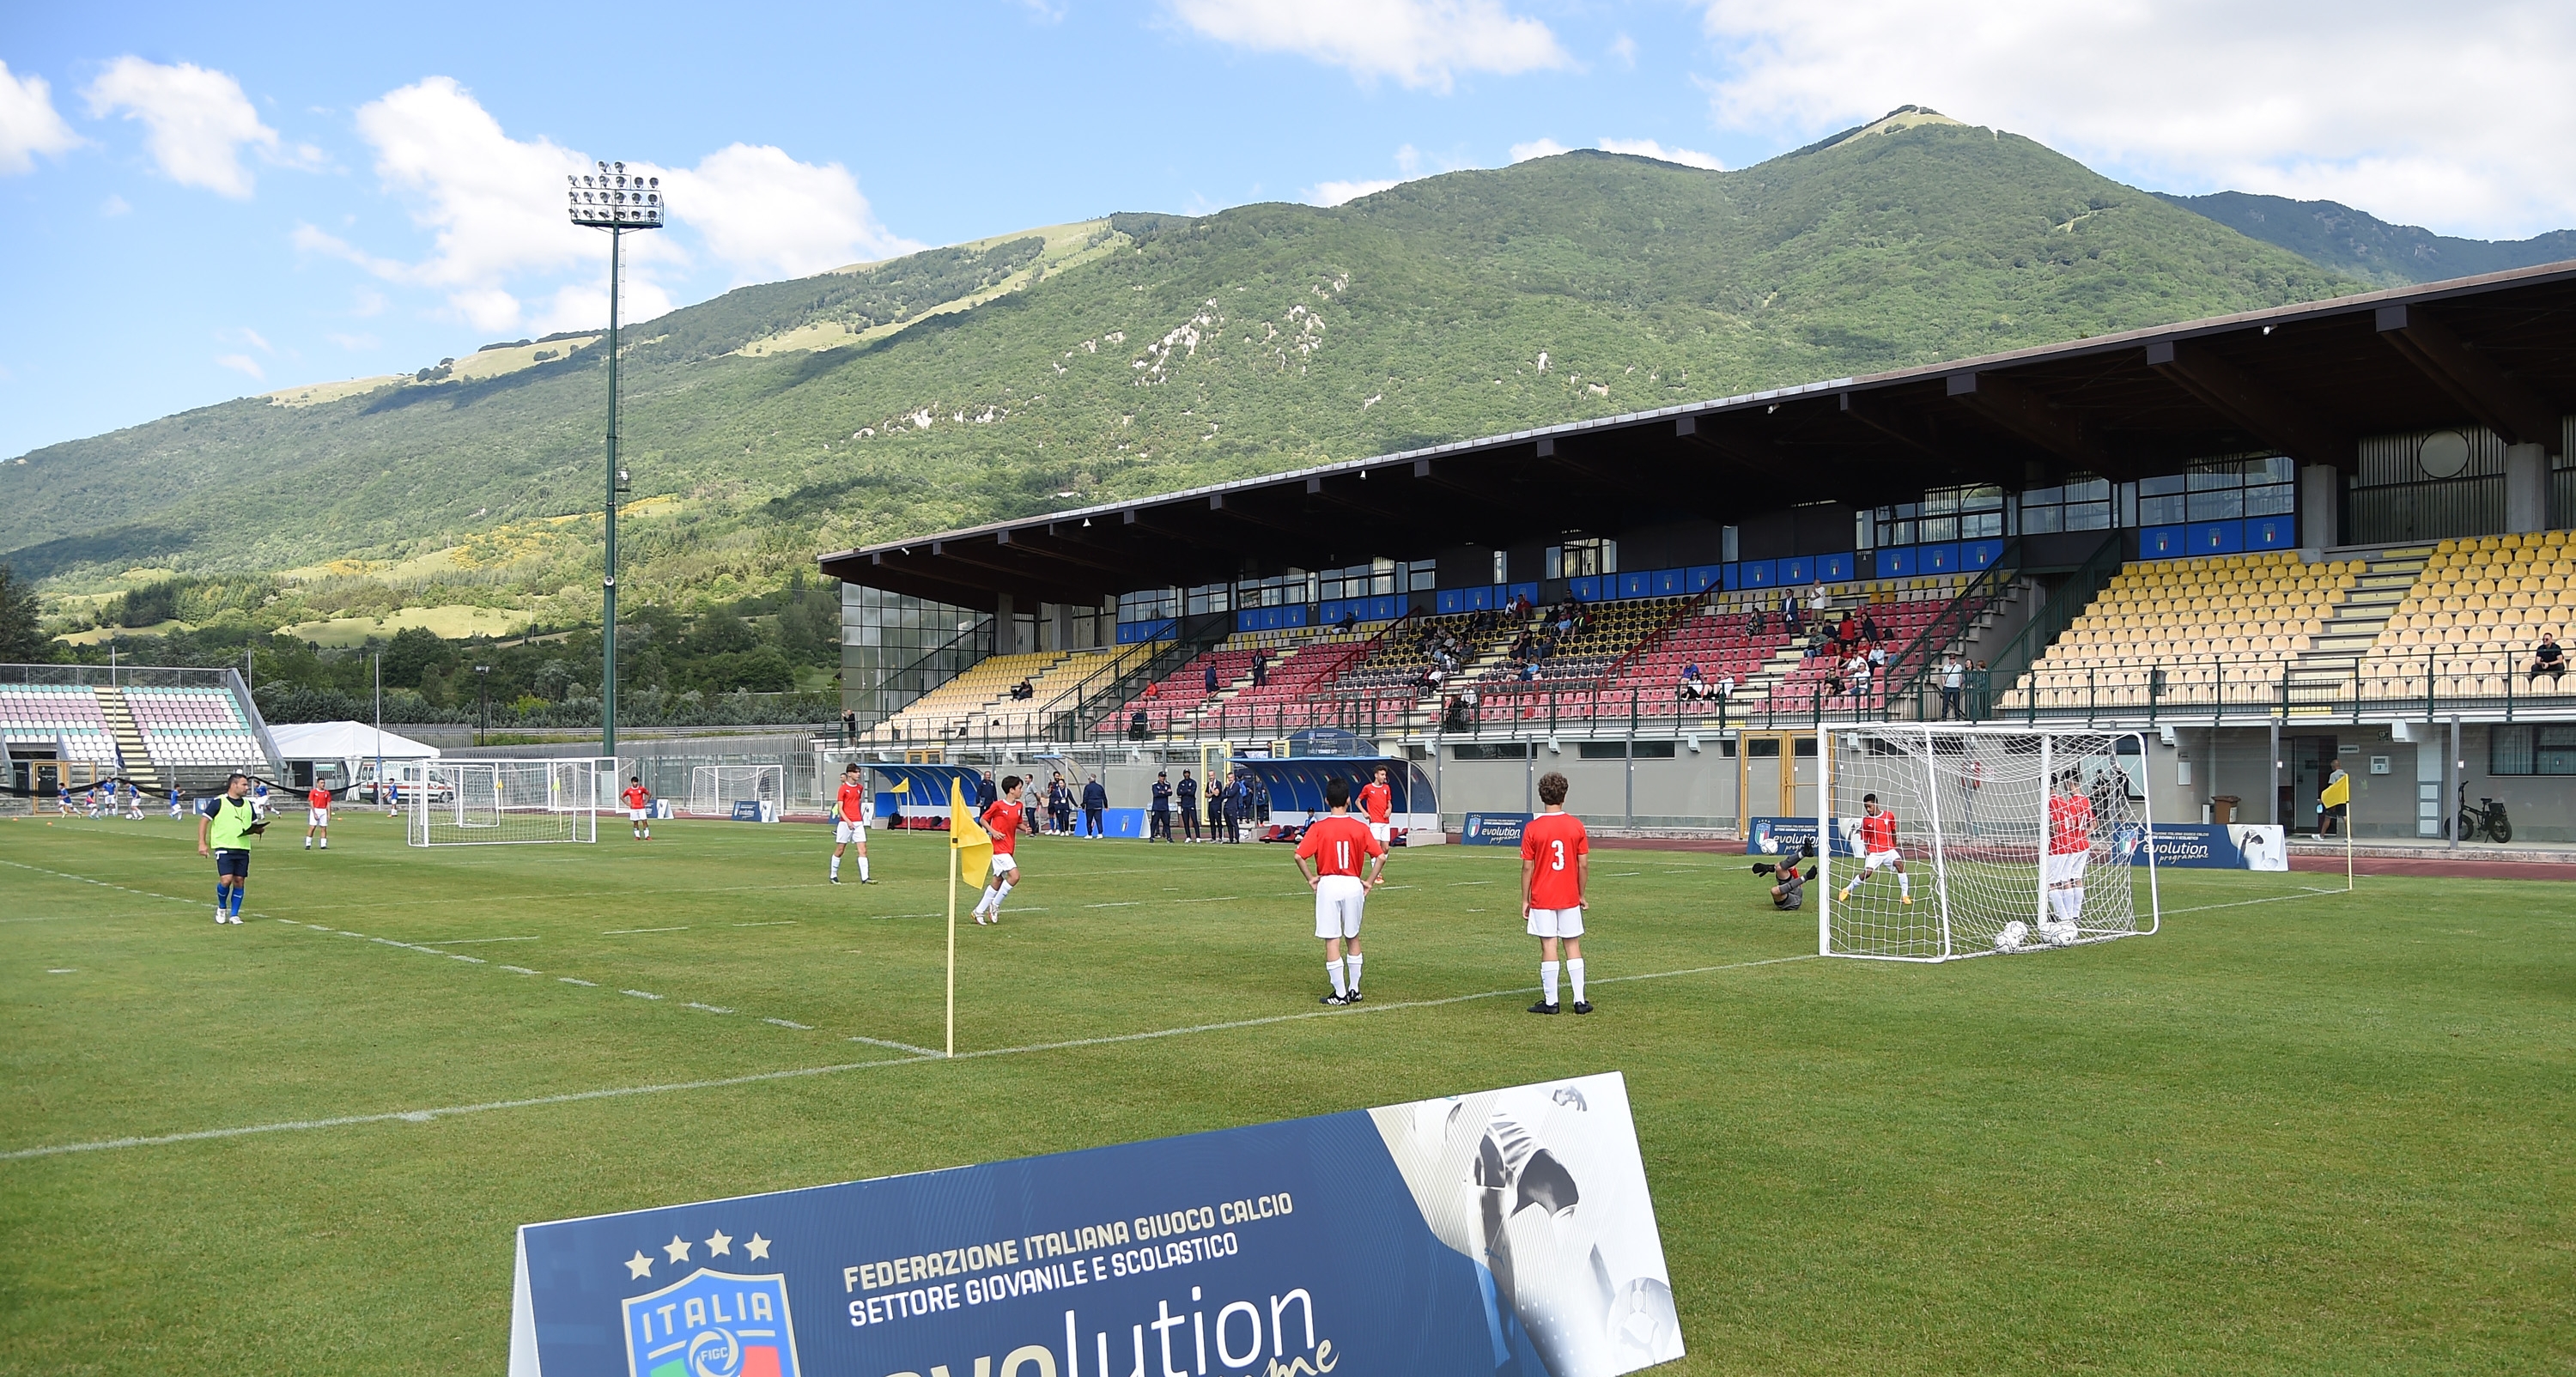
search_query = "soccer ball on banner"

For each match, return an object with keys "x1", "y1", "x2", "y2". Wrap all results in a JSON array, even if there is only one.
[{"x1": 1996, "y1": 920, "x2": 2029, "y2": 953}]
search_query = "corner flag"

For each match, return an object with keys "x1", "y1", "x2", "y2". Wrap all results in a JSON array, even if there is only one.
[
  {"x1": 2319, "y1": 773, "x2": 2353, "y2": 891},
  {"x1": 949, "y1": 779, "x2": 992, "y2": 888}
]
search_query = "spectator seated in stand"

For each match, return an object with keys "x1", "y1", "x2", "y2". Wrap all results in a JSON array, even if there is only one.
[
  {"x1": 2532, "y1": 633, "x2": 2567, "y2": 682},
  {"x1": 1680, "y1": 663, "x2": 1710, "y2": 700}
]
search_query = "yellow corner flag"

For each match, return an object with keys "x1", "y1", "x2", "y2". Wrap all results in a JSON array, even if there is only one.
[
  {"x1": 2318, "y1": 773, "x2": 2350, "y2": 810},
  {"x1": 949, "y1": 779, "x2": 993, "y2": 889}
]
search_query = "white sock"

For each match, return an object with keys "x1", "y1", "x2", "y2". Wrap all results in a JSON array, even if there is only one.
[
  {"x1": 1345, "y1": 953, "x2": 1363, "y2": 992},
  {"x1": 1327, "y1": 960, "x2": 1348, "y2": 998},
  {"x1": 975, "y1": 885, "x2": 998, "y2": 915},
  {"x1": 2065, "y1": 888, "x2": 2084, "y2": 922},
  {"x1": 857, "y1": 856, "x2": 869, "y2": 882},
  {"x1": 1542, "y1": 961, "x2": 1561, "y2": 1005},
  {"x1": 319, "y1": 839, "x2": 326, "y2": 849},
  {"x1": 830, "y1": 855, "x2": 841, "y2": 878},
  {"x1": 1568, "y1": 958, "x2": 1585, "y2": 1003},
  {"x1": 1897, "y1": 870, "x2": 1911, "y2": 897}
]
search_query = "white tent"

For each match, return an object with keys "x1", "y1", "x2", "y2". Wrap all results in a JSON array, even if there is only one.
[{"x1": 268, "y1": 721, "x2": 439, "y2": 786}]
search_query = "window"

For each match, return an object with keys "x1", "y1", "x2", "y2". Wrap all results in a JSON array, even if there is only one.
[
  {"x1": 1451, "y1": 743, "x2": 1530, "y2": 761},
  {"x1": 1117, "y1": 588, "x2": 1177, "y2": 622},
  {"x1": 1546, "y1": 537, "x2": 1617, "y2": 579},
  {"x1": 2136, "y1": 457, "x2": 2293, "y2": 528},
  {"x1": 1492, "y1": 550, "x2": 1510, "y2": 585},
  {"x1": 1868, "y1": 485, "x2": 2002, "y2": 547},
  {"x1": 2491, "y1": 725, "x2": 2576, "y2": 775},
  {"x1": 1572, "y1": 741, "x2": 1674, "y2": 759}
]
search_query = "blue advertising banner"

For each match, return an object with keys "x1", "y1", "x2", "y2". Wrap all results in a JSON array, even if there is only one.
[
  {"x1": 2149, "y1": 822, "x2": 2286, "y2": 870},
  {"x1": 1460, "y1": 812, "x2": 1532, "y2": 846},
  {"x1": 511, "y1": 1073, "x2": 1683, "y2": 1377},
  {"x1": 1742, "y1": 816, "x2": 1847, "y2": 858}
]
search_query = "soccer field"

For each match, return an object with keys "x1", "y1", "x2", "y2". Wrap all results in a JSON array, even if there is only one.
[{"x1": 1, "y1": 813, "x2": 2567, "y2": 1374}]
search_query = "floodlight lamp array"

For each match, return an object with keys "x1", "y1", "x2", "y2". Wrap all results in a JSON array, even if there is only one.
[{"x1": 568, "y1": 160, "x2": 666, "y2": 228}]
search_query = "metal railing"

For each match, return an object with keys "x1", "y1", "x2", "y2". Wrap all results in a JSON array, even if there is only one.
[
  {"x1": 1978, "y1": 532, "x2": 2123, "y2": 701},
  {"x1": 1, "y1": 663, "x2": 244, "y2": 688},
  {"x1": 851, "y1": 617, "x2": 995, "y2": 730},
  {"x1": 1882, "y1": 538, "x2": 2022, "y2": 713},
  {"x1": 1971, "y1": 651, "x2": 2576, "y2": 726}
]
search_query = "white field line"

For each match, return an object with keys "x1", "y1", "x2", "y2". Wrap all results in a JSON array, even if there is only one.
[
  {"x1": 603, "y1": 926, "x2": 690, "y2": 936},
  {"x1": 414, "y1": 936, "x2": 539, "y2": 945},
  {"x1": 0, "y1": 954, "x2": 1820, "y2": 1162},
  {"x1": 848, "y1": 1035, "x2": 940, "y2": 1056}
]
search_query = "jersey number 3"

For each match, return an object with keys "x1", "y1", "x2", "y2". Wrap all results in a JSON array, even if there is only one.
[{"x1": 1548, "y1": 839, "x2": 1567, "y2": 871}]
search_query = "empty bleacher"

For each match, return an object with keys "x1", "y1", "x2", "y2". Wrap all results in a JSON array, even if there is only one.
[
  {"x1": 2010, "y1": 551, "x2": 2357, "y2": 710},
  {"x1": 1, "y1": 686, "x2": 122, "y2": 771},
  {"x1": 123, "y1": 686, "x2": 267, "y2": 776},
  {"x1": 2359, "y1": 531, "x2": 2574, "y2": 701}
]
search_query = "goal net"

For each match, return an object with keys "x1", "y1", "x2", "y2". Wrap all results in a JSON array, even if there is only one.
[
  {"x1": 407, "y1": 759, "x2": 598, "y2": 846},
  {"x1": 690, "y1": 764, "x2": 782, "y2": 818},
  {"x1": 1820, "y1": 725, "x2": 2158, "y2": 961}
]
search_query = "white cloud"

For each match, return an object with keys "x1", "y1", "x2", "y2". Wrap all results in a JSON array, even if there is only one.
[
  {"x1": 0, "y1": 60, "x2": 82, "y2": 175},
  {"x1": 316, "y1": 78, "x2": 907, "y2": 333},
  {"x1": 1305, "y1": 178, "x2": 1400, "y2": 207},
  {"x1": 326, "y1": 331, "x2": 378, "y2": 352},
  {"x1": 1509, "y1": 137, "x2": 1569, "y2": 162},
  {"x1": 1170, "y1": 0, "x2": 1571, "y2": 91},
  {"x1": 1698, "y1": 0, "x2": 2576, "y2": 239},
  {"x1": 99, "y1": 193, "x2": 130, "y2": 216},
  {"x1": 83, "y1": 58, "x2": 279, "y2": 197},
  {"x1": 670, "y1": 143, "x2": 920, "y2": 282},
  {"x1": 1597, "y1": 137, "x2": 1722, "y2": 171},
  {"x1": 213, "y1": 353, "x2": 264, "y2": 380},
  {"x1": 1609, "y1": 33, "x2": 1638, "y2": 69},
  {"x1": 218, "y1": 326, "x2": 274, "y2": 354}
]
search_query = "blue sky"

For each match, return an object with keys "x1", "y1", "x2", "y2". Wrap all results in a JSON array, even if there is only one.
[{"x1": 5, "y1": 0, "x2": 2571, "y2": 459}]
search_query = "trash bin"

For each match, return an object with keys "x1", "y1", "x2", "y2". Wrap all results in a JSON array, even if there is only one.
[{"x1": 2211, "y1": 795, "x2": 2240, "y2": 825}]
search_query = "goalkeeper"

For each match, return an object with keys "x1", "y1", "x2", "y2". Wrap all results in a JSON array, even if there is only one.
[{"x1": 1752, "y1": 838, "x2": 1817, "y2": 910}]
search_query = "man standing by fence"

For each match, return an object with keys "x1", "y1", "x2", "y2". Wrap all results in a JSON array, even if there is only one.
[
  {"x1": 1150, "y1": 771, "x2": 1174, "y2": 842},
  {"x1": 1176, "y1": 768, "x2": 1201, "y2": 841}
]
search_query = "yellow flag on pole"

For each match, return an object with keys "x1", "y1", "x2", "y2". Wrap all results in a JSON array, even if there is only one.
[
  {"x1": 949, "y1": 779, "x2": 993, "y2": 889},
  {"x1": 2318, "y1": 773, "x2": 2350, "y2": 809}
]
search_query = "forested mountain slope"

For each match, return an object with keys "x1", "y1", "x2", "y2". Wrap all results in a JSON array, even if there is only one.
[{"x1": 4, "y1": 112, "x2": 2360, "y2": 632}]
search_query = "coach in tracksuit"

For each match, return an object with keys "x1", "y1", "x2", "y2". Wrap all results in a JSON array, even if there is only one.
[
  {"x1": 1176, "y1": 769, "x2": 1200, "y2": 841},
  {"x1": 1082, "y1": 775, "x2": 1109, "y2": 839},
  {"x1": 1150, "y1": 772, "x2": 1174, "y2": 842}
]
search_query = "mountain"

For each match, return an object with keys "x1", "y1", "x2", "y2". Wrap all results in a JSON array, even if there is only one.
[
  {"x1": 3, "y1": 109, "x2": 2363, "y2": 639},
  {"x1": 2157, "y1": 191, "x2": 2576, "y2": 287}
]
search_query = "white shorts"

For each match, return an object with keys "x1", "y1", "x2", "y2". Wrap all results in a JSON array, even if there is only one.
[
  {"x1": 308, "y1": 809, "x2": 328, "y2": 827},
  {"x1": 1314, "y1": 875, "x2": 1366, "y2": 939},
  {"x1": 834, "y1": 820, "x2": 866, "y2": 845},
  {"x1": 2044, "y1": 850, "x2": 2091, "y2": 886},
  {"x1": 989, "y1": 852, "x2": 1018, "y2": 876},
  {"x1": 1367, "y1": 821, "x2": 1392, "y2": 845},
  {"x1": 629, "y1": 808, "x2": 649, "y2": 822},
  {"x1": 1527, "y1": 906, "x2": 1585, "y2": 938},
  {"x1": 1861, "y1": 848, "x2": 1903, "y2": 870}
]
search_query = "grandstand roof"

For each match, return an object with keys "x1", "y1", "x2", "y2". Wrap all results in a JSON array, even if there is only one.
[{"x1": 820, "y1": 260, "x2": 2576, "y2": 610}]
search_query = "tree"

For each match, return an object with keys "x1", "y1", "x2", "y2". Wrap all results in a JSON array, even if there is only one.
[
  {"x1": 380, "y1": 626, "x2": 447, "y2": 688},
  {"x1": 0, "y1": 564, "x2": 49, "y2": 663}
]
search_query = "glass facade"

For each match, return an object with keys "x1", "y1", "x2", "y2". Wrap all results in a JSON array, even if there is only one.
[{"x1": 840, "y1": 585, "x2": 989, "y2": 723}]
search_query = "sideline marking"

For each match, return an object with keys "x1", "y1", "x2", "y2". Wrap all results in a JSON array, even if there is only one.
[
  {"x1": 0, "y1": 954, "x2": 1819, "y2": 1162},
  {"x1": 604, "y1": 926, "x2": 690, "y2": 936},
  {"x1": 848, "y1": 1035, "x2": 939, "y2": 1056},
  {"x1": 416, "y1": 936, "x2": 539, "y2": 946}
]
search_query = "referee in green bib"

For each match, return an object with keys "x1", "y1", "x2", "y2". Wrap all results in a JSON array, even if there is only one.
[{"x1": 196, "y1": 772, "x2": 264, "y2": 925}]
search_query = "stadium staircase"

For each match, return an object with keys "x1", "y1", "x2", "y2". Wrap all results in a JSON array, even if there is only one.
[
  {"x1": 2284, "y1": 547, "x2": 2427, "y2": 712},
  {"x1": 92, "y1": 687, "x2": 155, "y2": 792}
]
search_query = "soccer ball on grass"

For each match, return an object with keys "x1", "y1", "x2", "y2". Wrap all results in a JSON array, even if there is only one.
[{"x1": 1995, "y1": 920, "x2": 2029, "y2": 953}]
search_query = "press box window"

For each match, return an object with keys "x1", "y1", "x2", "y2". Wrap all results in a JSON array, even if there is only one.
[{"x1": 2489, "y1": 724, "x2": 2576, "y2": 775}]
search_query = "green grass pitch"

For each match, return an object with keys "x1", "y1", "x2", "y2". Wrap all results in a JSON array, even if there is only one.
[{"x1": 1, "y1": 811, "x2": 2567, "y2": 1374}]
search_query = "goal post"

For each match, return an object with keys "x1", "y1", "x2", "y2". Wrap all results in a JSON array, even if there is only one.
[
  {"x1": 1820, "y1": 725, "x2": 2158, "y2": 961},
  {"x1": 689, "y1": 764, "x2": 783, "y2": 818},
  {"x1": 408, "y1": 758, "x2": 598, "y2": 846}
]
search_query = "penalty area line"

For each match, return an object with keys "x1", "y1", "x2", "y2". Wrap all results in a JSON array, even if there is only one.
[{"x1": 0, "y1": 954, "x2": 1820, "y2": 1162}]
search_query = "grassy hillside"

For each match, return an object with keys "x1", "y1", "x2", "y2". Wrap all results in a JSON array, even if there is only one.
[
  {"x1": 4, "y1": 113, "x2": 2360, "y2": 638},
  {"x1": 2158, "y1": 190, "x2": 2576, "y2": 287}
]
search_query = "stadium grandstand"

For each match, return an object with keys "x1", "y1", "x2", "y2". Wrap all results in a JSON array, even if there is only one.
[
  {"x1": 823, "y1": 261, "x2": 2576, "y2": 840},
  {"x1": 2, "y1": 666, "x2": 284, "y2": 801}
]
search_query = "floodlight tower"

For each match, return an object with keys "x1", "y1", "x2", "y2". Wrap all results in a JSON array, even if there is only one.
[{"x1": 567, "y1": 161, "x2": 667, "y2": 761}]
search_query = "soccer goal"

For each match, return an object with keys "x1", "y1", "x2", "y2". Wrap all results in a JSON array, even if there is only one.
[
  {"x1": 1820, "y1": 725, "x2": 2158, "y2": 961},
  {"x1": 407, "y1": 759, "x2": 598, "y2": 846},
  {"x1": 690, "y1": 764, "x2": 782, "y2": 818}
]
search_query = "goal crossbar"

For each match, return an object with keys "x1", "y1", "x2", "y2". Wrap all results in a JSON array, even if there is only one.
[{"x1": 406, "y1": 758, "x2": 598, "y2": 846}]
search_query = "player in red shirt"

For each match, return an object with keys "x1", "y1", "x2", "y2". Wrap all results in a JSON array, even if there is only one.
[
  {"x1": 2044, "y1": 769, "x2": 2094, "y2": 934},
  {"x1": 971, "y1": 775, "x2": 1028, "y2": 925},
  {"x1": 1837, "y1": 793, "x2": 1911, "y2": 906},
  {"x1": 829, "y1": 762, "x2": 873, "y2": 884},
  {"x1": 621, "y1": 775, "x2": 653, "y2": 840},
  {"x1": 1519, "y1": 772, "x2": 1593, "y2": 1014},
  {"x1": 1358, "y1": 767, "x2": 1395, "y2": 847},
  {"x1": 303, "y1": 782, "x2": 332, "y2": 851},
  {"x1": 1295, "y1": 776, "x2": 1388, "y2": 1005}
]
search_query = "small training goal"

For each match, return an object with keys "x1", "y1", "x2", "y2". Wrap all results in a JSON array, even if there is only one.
[
  {"x1": 1820, "y1": 725, "x2": 2159, "y2": 961},
  {"x1": 689, "y1": 764, "x2": 783, "y2": 819},
  {"x1": 406, "y1": 759, "x2": 598, "y2": 846}
]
